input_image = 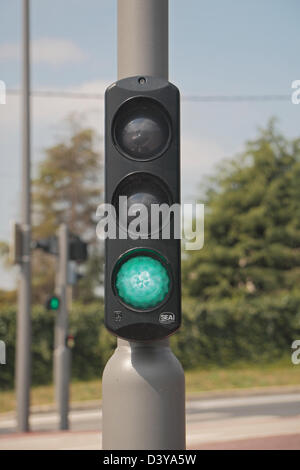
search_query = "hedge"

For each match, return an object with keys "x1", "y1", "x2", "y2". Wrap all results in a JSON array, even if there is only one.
[
  {"x1": 172, "y1": 293, "x2": 300, "y2": 369},
  {"x1": 1, "y1": 293, "x2": 300, "y2": 389},
  {"x1": 0, "y1": 302, "x2": 115, "y2": 389}
]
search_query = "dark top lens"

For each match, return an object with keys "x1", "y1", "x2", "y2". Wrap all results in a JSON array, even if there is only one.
[{"x1": 113, "y1": 98, "x2": 171, "y2": 160}]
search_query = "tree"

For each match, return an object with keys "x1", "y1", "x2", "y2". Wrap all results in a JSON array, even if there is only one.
[
  {"x1": 183, "y1": 120, "x2": 300, "y2": 301},
  {"x1": 177, "y1": 121, "x2": 300, "y2": 366},
  {"x1": 32, "y1": 116, "x2": 103, "y2": 304},
  {"x1": 33, "y1": 116, "x2": 102, "y2": 239}
]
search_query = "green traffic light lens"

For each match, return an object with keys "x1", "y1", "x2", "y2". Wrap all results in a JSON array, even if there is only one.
[
  {"x1": 50, "y1": 297, "x2": 60, "y2": 310},
  {"x1": 115, "y1": 255, "x2": 170, "y2": 310}
]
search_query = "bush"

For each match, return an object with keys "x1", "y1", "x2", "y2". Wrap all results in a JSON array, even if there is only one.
[
  {"x1": 171, "y1": 293, "x2": 300, "y2": 369},
  {"x1": 0, "y1": 301, "x2": 116, "y2": 390},
  {"x1": 1, "y1": 293, "x2": 300, "y2": 389}
]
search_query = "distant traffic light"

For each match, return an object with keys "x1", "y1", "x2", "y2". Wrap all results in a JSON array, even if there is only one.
[
  {"x1": 9, "y1": 221, "x2": 23, "y2": 264},
  {"x1": 68, "y1": 235, "x2": 88, "y2": 263},
  {"x1": 105, "y1": 76, "x2": 181, "y2": 341},
  {"x1": 33, "y1": 233, "x2": 88, "y2": 262},
  {"x1": 32, "y1": 236, "x2": 58, "y2": 255},
  {"x1": 66, "y1": 334, "x2": 75, "y2": 349},
  {"x1": 45, "y1": 295, "x2": 60, "y2": 311}
]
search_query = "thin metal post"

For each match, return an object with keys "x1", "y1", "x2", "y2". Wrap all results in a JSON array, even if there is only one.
[
  {"x1": 102, "y1": 0, "x2": 186, "y2": 450},
  {"x1": 54, "y1": 224, "x2": 70, "y2": 430},
  {"x1": 16, "y1": 0, "x2": 31, "y2": 433}
]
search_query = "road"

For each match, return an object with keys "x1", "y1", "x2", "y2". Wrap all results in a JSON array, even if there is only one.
[{"x1": 0, "y1": 391, "x2": 299, "y2": 449}]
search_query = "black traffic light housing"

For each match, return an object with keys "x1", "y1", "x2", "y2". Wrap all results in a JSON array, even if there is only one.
[
  {"x1": 33, "y1": 234, "x2": 88, "y2": 262},
  {"x1": 68, "y1": 235, "x2": 88, "y2": 263},
  {"x1": 32, "y1": 236, "x2": 58, "y2": 256},
  {"x1": 105, "y1": 75, "x2": 181, "y2": 341}
]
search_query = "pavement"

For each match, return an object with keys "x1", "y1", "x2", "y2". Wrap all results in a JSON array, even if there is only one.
[{"x1": 0, "y1": 389, "x2": 299, "y2": 450}]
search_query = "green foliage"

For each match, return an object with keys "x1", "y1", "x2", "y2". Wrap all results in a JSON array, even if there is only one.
[
  {"x1": 171, "y1": 294, "x2": 300, "y2": 369},
  {"x1": 1, "y1": 293, "x2": 299, "y2": 389},
  {"x1": 31, "y1": 116, "x2": 103, "y2": 304},
  {"x1": 178, "y1": 120, "x2": 300, "y2": 369},
  {"x1": 183, "y1": 121, "x2": 300, "y2": 301},
  {"x1": 33, "y1": 116, "x2": 102, "y2": 240},
  {"x1": 0, "y1": 302, "x2": 116, "y2": 390},
  {"x1": 69, "y1": 302, "x2": 116, "y2": 381},
  {"x1": 0, "y1": 305, "x2": 17, "y2": 388},
  {"x1": 2, "y1": 121, "x2": 300, "y2": 389}
]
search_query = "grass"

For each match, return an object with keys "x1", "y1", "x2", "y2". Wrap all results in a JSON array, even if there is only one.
[
  {"x1": 1, "y1": 357, "x2": 299, "y2": 414},
  {"x1": 0, "y1": 379, "x2": 102, "y2": 415},
  {"x1": 185, "y1": 357, "x2": 300, "y2": 393}
]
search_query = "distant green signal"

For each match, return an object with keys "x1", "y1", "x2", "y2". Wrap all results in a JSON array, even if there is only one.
[{"x1": 46, "y1": 295, "x2": 60, "y2": 311}]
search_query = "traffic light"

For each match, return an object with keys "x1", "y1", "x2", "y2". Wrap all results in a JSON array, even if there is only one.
[
  {"x1": 33, "y1": 233, "x2": 88, "y2": 262},
  {"x1": 46, "y1": 295, "x2": 60, "y2": 311},
  {"x1": 66, "y1": 334, "x2": 75, "y2": 349},
  {"x1": 105, "y1": 75, "x2": 181, "y2": 341},
  {"x1": 9, "y1": 221, "x2": 23, "y2": 265},
  {"x1": 69, "y1": 235, "x2": 88, "y2": 263},
  {"x1": 32, "y1": 236, "x2": 58, "y2": 255}
]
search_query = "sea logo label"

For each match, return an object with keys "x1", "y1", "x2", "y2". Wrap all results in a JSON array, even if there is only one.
[{"x1": 159, "y1": 312, "x2": 175, "y2": 324}]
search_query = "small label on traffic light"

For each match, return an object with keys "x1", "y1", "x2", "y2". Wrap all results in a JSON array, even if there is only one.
[
  {"x1": 159, "y1": 312, "x2": 175, "y2": 324},
  {"x1": 114, "y1": 311, "x2": 123, "y2": 322}
]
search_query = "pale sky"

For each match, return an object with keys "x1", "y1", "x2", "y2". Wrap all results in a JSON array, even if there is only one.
[{"x1": 0, "y1": 0, "x2": 300, "y2": 288}]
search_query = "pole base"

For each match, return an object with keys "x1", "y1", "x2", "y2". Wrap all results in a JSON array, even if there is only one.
[{"x1": 102, "y1": 338, "x2": 186, "y2": 450}]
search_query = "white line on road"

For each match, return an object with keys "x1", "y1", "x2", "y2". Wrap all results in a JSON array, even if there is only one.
[
  {"x1": 0, "y1": 409, "x2": 102, "y2": 429},
  {"x1": 0, "y1": 393, "x2": 299, "y2": 431},
  {"x1": 187, "y1": 393, "x2": 300, "y2": 411}
]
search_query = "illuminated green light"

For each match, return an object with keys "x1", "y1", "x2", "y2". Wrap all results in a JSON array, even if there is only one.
[
  {"x1": 115, "y1": 256, "x2": 170, "y2": 309},
  {"x1": 49, "y1": 296, "x2": 60, "y2": 310}
]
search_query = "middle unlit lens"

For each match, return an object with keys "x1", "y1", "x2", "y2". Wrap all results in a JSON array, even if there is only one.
[{"x1": 112, "y1": 172, "x2": 171, "y2": 236}]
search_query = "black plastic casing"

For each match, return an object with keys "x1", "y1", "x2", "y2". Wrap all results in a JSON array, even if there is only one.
[{"x1": 104, "y1": 76, "x2": 181, "y2": 341}]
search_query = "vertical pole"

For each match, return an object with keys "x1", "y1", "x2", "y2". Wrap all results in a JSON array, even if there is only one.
[
  {"x1": 117, "y1": 0, "x2": 168, "y2": 80},
  {"x1": 16, "y1": 0, "x2": 31, "y2": 433},
  {"x1": 102, "y1": 0, "x2": 186, "y2": 450},
  {"x1": 54, "y1": 224, "x2": 70, "y2": 430}
]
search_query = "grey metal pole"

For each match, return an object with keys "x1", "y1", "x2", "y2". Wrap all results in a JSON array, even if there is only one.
[
  {"x1": 16, "y1": 0, "x2": 31, "y2": 433},
  {"x1": 54, "y1": 224, "x2": 70, "y2": 430},
  {"x1": 102, "y1": 0, "x2": 186, "y2": 450},
  {"x1": 117, "y1": 0, "x2": 168, "y2": 80}
]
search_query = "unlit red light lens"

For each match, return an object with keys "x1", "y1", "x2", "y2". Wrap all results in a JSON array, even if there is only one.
[{"x1": 113, "y1": 97, "x2": 170, "y2": 160}]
